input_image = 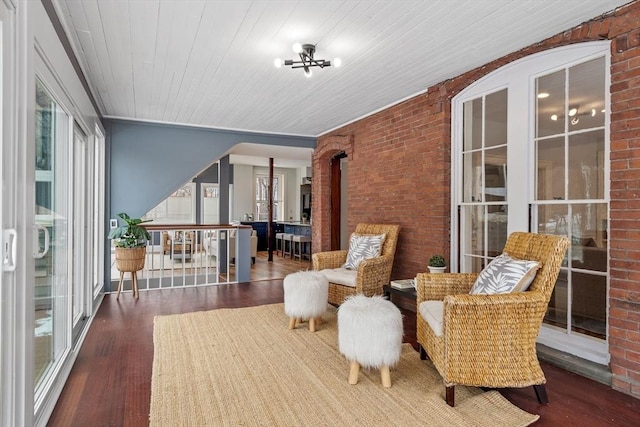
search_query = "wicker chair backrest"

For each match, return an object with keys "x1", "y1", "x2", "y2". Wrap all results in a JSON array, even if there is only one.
[
  {"x1": 354, "y1": 223, "x2": 401, "y2": 260},
  {"x1": 502, "y1": 232, "x2": 570, "y2": 303}
]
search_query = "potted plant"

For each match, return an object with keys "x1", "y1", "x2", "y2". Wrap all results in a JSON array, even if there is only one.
[
  {"x1": 428, "y1": 254, "x2": 446, "y2": 273},
  {"x1": 108, "y1": 212, "x2": 152, "y2": 273}
]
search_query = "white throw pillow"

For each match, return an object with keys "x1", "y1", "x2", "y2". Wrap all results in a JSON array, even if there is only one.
[
  {"x1": 342, "y1": 233, "x2": 386, "y2": 270},
  {"x1": 469, "y1": 252, "x2": 540, "y2": 295}
]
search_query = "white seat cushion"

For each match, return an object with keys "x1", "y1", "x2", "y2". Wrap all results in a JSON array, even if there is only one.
[
  {"x1": 319, "y1": 268, "x2": 358, "y2": 288},
  {"x1": 418, "y1": 300, "x2": 444, "y2": 337}
]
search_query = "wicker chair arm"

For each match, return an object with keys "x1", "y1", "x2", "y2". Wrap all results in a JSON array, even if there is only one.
[
  {"x1": 355, "y1": 256, "x2": 393, "y2": 295},
  {"x1": 416, "y1": 273, "x2": 478, "y2": 303},
  {"x1": 442, "y1": 292, "x2": 548, "y2": 364},
  {"x1": 312, "y1": 250, "x2": 348, "y2": 270}
]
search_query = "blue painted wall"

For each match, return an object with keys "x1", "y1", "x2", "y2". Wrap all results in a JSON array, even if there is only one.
[{"x1": 105, "y1": 119, "x2": 316, "y2": 220}]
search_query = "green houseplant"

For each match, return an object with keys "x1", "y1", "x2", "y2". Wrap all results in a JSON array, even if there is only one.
[
  {"x1": 108, "y1": 213, "x2": 152, "y2": 274},
  {"x1": 428, "y1": 254, "x2": 446, "y2": 273}
]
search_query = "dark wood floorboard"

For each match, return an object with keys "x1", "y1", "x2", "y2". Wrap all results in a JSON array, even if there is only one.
[{"x1": 48, "y1": 254, "x2": 639, "y2": 426}]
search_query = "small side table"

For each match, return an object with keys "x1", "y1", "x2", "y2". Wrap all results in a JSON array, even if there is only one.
[{"x1": 383, "y1": 284, "x2": 416, "y2": 302}]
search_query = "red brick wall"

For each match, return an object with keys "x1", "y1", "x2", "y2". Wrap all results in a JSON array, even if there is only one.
[
  {"x1": 608, "y1": 2, "x2": 640, "y2": 397},
  {"x1": 313, "y1": 1, "x2": 640, "y2": 398}
]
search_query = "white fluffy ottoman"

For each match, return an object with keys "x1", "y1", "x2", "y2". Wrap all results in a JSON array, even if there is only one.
[
  {"x1": 283, "y1": 271, "x2": 329, "y2": 332},
  {"x1": 338, "y1": 295, "x2": 403, "y2": 388}
]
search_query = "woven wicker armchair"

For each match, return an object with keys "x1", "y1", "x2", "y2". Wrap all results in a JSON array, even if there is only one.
[
  {"x1": 312, "y1": 223, "x2": 400, "y2": 305},
  {"x1": 416, "y1": 232, "x2": 569, "y2": 407}
]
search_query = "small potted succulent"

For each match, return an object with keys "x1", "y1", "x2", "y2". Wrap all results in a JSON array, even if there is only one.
[{"x1": 428, "y1": 254, "x2": 447, "y2": 273}]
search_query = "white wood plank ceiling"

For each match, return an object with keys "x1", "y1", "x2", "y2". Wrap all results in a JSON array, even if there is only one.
[{"x1": 52, "y1": 0, "x2": 631, "y2": 137}]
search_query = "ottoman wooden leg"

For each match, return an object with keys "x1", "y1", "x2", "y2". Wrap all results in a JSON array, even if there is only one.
[
  {"x1": 380, "y1": 365, "x2": 391, "y2": 388},
  {"x1": 309, "y1": 317, "x2": 316, "y2": 332},
  {"x1": 288, "y1": 317, "x2": 297, "y2": 329},
  {"x1": 348, "y1": 361, "x2": 360, "y2": 385}
]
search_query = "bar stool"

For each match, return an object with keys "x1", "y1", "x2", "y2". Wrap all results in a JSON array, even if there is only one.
[
  {"x1": 276, "y1": 232, "x2": 285, "y2": 256},
  {"x1": 292, "y1": 235, "x2": 312, "y2": 261},
  {"x1": 282, "y1": 233, "x2": 294, "y2": 258}
]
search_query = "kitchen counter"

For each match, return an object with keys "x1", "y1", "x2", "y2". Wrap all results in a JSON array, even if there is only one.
[{"x1": 278, "y1": 222, "x2": 311, "y2": 237}]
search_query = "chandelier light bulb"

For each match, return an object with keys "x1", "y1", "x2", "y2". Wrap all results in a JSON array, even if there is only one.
[
  {"x1": 333, "y1": 57, "x2": 342, "y2": 68},
  {"x1": 568, "y1": 107, "x2": 578, "y2": 117},
  {"x1": 304, "y1": 68, "x2": 312, "y2": 78},
  {"x1": 274, "y1": 58, "x2": 283, "y2": 68},
  {"x1": 292, "y1": 42, "x2": 303, "y2": 54}
]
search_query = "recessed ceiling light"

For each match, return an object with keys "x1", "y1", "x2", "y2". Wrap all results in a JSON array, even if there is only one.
[
  {"x1": 537, "y1": 92, "x2": 550, "y2": 99},
  {"x1": 550, "y1": 114, "x2": 558, "y2": 121}
]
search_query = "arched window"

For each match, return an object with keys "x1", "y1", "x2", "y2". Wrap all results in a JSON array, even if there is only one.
[{"x1": 452, "y1": 42, "x2": 610, "y2": 364}]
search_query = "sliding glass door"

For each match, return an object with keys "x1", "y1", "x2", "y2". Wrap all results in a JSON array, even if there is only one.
[
  {"x1": 1, "y1": 4, "x2": 105, "y2": 423},
  {"x1": 0, "y1": 2, "x2": 13, "y2": 423},
  {"x1": 34, "y1": 78, "x2": 71, "y2": 405},
  {"x1": 72, "y1": 124, "x2": 91, "y2": 339}
]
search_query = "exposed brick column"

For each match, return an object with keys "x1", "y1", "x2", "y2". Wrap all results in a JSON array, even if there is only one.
[{"x1": 607, "y1": 2, "x2": 640, "y2": 397}]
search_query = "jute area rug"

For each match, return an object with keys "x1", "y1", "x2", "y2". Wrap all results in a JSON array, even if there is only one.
[{"x1": 150, "y1": 303, "x2": 538, "y2": 426}]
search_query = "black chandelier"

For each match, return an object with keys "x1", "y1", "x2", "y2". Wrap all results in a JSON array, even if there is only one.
[{"x1": 274, "y1": 43, "x2": 341, "y2": 78}]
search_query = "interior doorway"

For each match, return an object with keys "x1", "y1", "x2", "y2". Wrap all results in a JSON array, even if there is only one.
[{"x1": 330, "y1": 152, "x2": 347, "y2": 250}]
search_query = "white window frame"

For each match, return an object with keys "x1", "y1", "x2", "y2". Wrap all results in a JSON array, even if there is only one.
[
  {"x1": 201, "y1": 183, "x2": 220, "y2": 224},
  {"x1": 451, "y1": 41, "x2": 611, "y2": 364},
  {"x1": 92, "y1": 126, "x2": 105, "y2": 299},
  {"x1": 255, "y1": 173, "x2": 284, "y2": 221}
]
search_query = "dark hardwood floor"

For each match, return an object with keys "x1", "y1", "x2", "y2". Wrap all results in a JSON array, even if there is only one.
[{"x1": 48, "y1": 253, "x2": 639, "y2": 426}]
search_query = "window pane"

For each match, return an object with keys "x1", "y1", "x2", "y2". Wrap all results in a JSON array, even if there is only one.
[
  {"x1": 536, "y1": 70, "x2": 565, "y2": 137},
  {"x1": 570, "y1": 203, "x2": 607, "y2": 272},
  {"x1": 485, "y1": 89, "x2": 507, "y2": 147},
  {"x1": 537, "y1": 204, "x2": 570, "y2": 269},
  {"x1": 462, "y1": 256, "x2": 486, "y2": 273},
  {"x1": 463, "y1": 97, "x2": 482, "y2": 151},
  {"x1": 571, "y1": 272, "x2": 606, "y2": 339},
  {"x1": 536, "y1": 137, "x2": 565, "y2": 200},
  {"x1": 487, "y1": 205, "x2": 507, "y2": 257},
  {"x1": 484, "y1": 147, "x2": 507, "y2": 202},
  {"x1": 462, "y1": 205, "x2": 485, "y2": 257},
  {"x1": 568, "y1": 57, "x2": 605, "y2": 132},
  {"x1": 202, "y1": 184, "x2": 219, "y2": 224},
  {"x1": 537, "y1": 203, "x2": 568, "y2": 231},
  {"x1": 462, "y1": 151, "x2": 482, "y2": 202},
  {"x1": 545, "y1": 270, "x2": 568, "y2": 328},
  {"x1": 568, "y1": 130, "x2": 604, "y2": 200},
  {"x1": 34, "y1": 79, "x2": 71, "y2": 396}
]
